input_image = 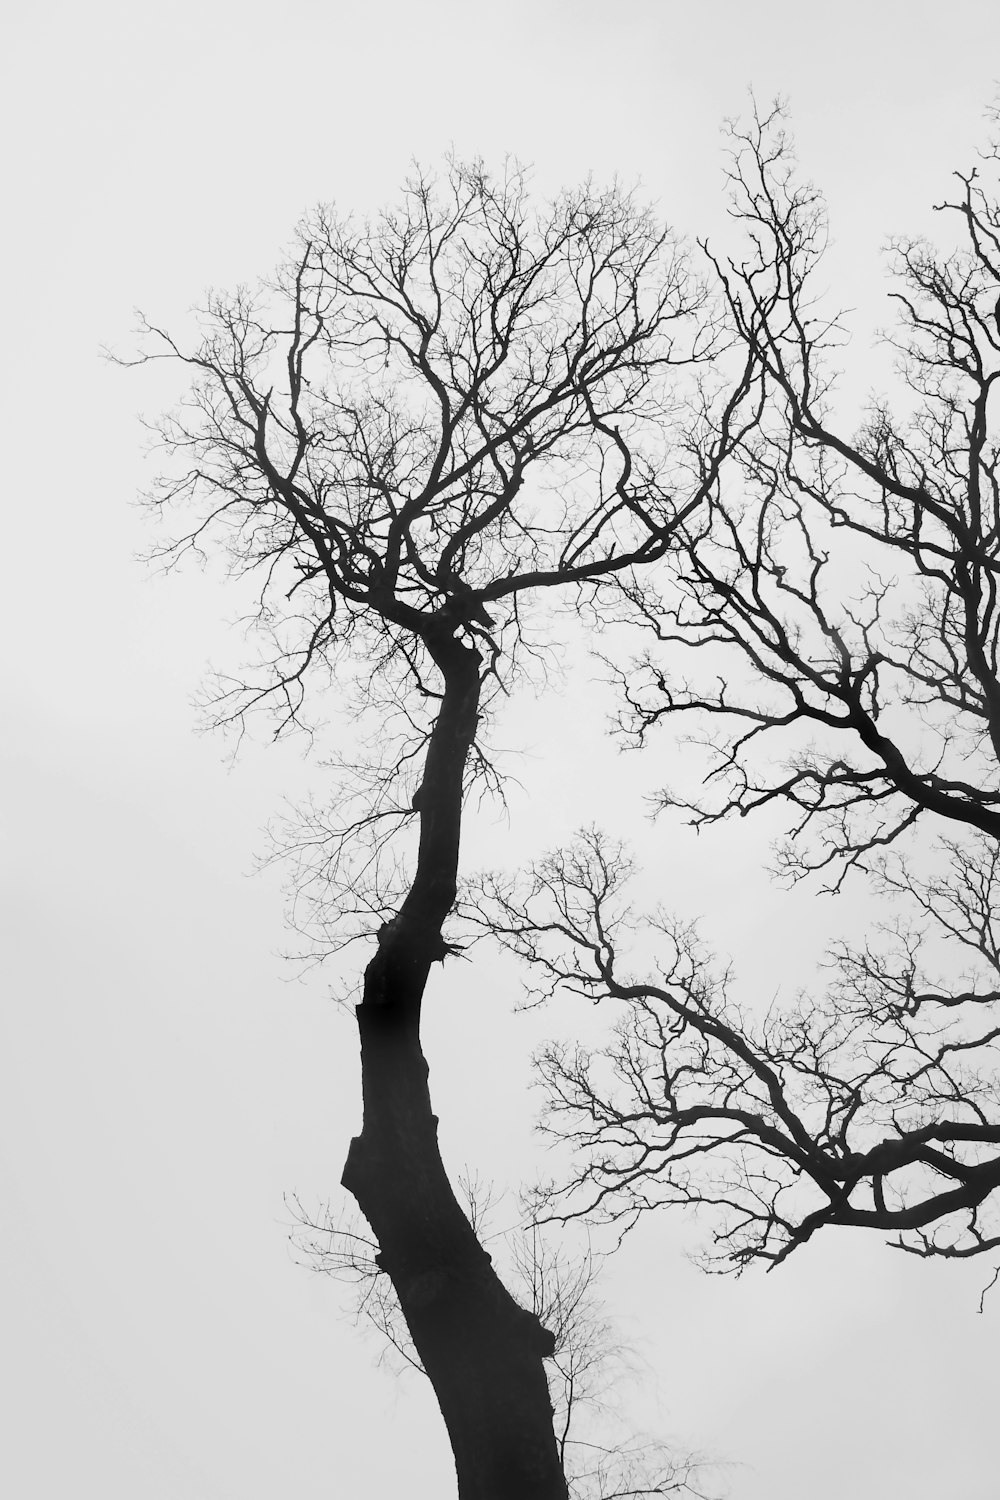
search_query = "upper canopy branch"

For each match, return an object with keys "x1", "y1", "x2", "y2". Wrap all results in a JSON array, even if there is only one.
[
  {"x1": 465, "y1": 828, "x2": 1000, "y2": 1270},
  {"x1": 616, "y1": 106, "x2": 1000, "y2": 884}
]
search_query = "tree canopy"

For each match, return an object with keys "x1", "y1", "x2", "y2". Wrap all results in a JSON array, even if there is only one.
[{"x1": 471, "y1": 107, "x2": 1000, "y2": 1276}]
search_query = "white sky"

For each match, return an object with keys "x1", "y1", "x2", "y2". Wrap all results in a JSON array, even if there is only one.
[{"x1": 3, "y1": 3, "x2": 999, "y2": 1497}]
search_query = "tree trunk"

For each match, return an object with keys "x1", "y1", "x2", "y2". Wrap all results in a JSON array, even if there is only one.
[{"x1": 341, "y1": 630, "x2": 568, "y2": 1500}]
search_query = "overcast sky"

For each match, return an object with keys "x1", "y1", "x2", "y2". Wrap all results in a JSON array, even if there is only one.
[{"x1": 4, "y1": 3, "x2": 1000, "y2": 1497}]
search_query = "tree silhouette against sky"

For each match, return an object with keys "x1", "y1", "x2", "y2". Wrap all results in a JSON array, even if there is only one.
[{"x1": 133, "y1": 159, "x2": 757, "y2": 1498}]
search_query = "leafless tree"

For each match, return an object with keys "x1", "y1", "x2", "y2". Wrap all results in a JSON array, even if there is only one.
[
  {"x1": 468, "y1": 108, "x2": 1000, "y2": 1280},
  {"x1": 130, "y1": 158, "x2": 757, "y2": 1497}
]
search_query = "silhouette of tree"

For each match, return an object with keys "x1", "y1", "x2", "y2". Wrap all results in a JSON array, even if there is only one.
[{"x1": 131, "y1": 158, "x2": 756, "y2": 1497}]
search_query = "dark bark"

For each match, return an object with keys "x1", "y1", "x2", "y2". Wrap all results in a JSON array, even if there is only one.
[{"x1": 342, "y1": 627, "x2": 567, "y2": 1500}]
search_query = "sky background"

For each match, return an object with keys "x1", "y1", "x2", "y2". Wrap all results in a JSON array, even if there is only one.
[{"x1": 3, "y1": 2, "x2": 1000, "y2": 1496}]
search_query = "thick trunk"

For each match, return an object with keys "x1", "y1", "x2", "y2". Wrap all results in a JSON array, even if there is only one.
[{"x1": 341, "y1": 630, "x2": 567, "y2": 1500}]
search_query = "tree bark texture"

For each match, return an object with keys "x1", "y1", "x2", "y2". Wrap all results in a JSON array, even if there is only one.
[{"x1": 341, "y1": 630, "x2": 568, "y2": 1500}]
